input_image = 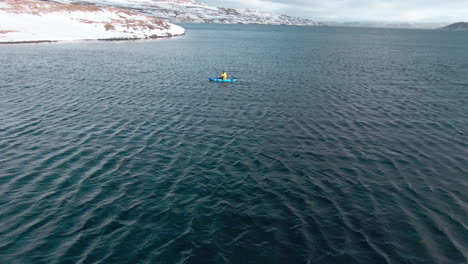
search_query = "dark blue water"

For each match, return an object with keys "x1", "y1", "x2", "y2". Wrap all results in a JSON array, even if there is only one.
[{"x1": 1, "y1": 24, "x2": 467, "y2": 263}]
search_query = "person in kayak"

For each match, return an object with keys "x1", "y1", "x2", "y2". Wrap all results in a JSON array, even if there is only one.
[{"x1": 219, "y1": 71, "x2": 228, "y2": 80}]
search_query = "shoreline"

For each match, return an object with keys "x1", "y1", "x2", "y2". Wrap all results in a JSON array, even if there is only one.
[
  {"x1": 0, "y1": 33, "x2": 185, "y2": 44},
  {"x1": 0, "y1": 40, "x2": 57, "y2": 44}
]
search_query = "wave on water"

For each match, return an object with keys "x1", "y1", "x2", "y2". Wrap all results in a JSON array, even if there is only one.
[{"x1": 0, "y1": 25, "x2": 467, "y2": 263}]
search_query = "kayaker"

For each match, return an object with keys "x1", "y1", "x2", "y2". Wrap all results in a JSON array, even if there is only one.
[{"x1": 220, "y1": 71, "x2": 228, "y2": 80}]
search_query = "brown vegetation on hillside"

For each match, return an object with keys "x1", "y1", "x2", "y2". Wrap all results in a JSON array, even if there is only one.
[
  {"x1": 104, "y1": 23, "x2": 115, "y2": 31},
  {"x1": 0, "y1": 30, "x2": 16, "y2": 34},
  {"x1": 0, "y1": 0, "x2": 103, "y2": 14}
]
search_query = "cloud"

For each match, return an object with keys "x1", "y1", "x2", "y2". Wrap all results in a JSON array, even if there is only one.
[{"x1": 199, "y1": 0, "x2": 468, "y2": 22}]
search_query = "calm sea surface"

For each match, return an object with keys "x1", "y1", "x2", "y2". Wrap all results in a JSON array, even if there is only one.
[{"x1": 0, "y1": 24, "x2": 467, "y2": 263}]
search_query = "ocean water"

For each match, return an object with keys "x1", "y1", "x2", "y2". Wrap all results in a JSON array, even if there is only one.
[{"x1": 0, "y1": 24, "x2": 467, "y2": 264}]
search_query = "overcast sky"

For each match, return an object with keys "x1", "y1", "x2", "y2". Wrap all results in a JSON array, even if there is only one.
[{"x1": 199, "y1": 0, "x2": 468, "y2": 22}]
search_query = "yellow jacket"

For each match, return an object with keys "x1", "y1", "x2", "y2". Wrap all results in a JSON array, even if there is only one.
[{"x1": 220, "y1": 72, "x2": 228, "y2": 80}]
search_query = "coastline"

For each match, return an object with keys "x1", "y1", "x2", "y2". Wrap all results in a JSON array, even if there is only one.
[
  {"x1": 0, "y1": 33, "x2": 185, "y2": 44},
  {"x1": 0, "y1": 40, "x2": 57, "y2": 44}
]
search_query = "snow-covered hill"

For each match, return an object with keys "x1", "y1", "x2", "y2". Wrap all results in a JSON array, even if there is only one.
[
  {"x1": 54, "y1": 0, "x2": 324, "y2": 26},
  {"x1": 0, "y1": 0, "x2": 185, "y2": 43}
]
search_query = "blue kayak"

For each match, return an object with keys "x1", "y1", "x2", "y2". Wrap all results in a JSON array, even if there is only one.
[{"x1": 209, "y1": 78, "x2": 237, "y2": 82}]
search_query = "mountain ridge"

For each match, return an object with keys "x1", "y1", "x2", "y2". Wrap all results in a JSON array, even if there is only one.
[
  {"x1": 440, "y1": 22, "x2": 468, "y2": 31},
  {"x1": 326, "y1": 21, "x2": 449, "y2": 29},
  {"x1": 53, "y1": 0, "x2": 325, "y2": 26}
]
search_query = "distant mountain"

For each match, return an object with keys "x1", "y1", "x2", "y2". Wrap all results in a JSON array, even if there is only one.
[
  {"x1": 326, "y1": 21, "x2": 448, "y2": 29},
  {"x1": 440, "y1": 22, "x2": 468, "y2": 31},
  {"x1": 54, "y1": 0, "x2": 325, "y2": 26}
]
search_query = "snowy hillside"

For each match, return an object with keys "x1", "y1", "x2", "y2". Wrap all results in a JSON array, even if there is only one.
[
  {"x1": 0, "y1": 0, "x2": 185, "y2": 43},
  {"x1": 54, "y1": 0, "x2": 325, "y2": 26}
]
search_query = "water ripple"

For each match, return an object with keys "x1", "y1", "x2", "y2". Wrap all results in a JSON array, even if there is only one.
[{"x1": 0, "y1": 25, "x2": 467, "y2": 263}]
